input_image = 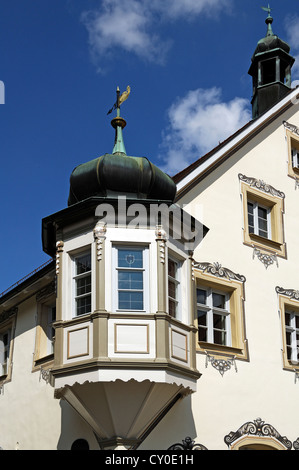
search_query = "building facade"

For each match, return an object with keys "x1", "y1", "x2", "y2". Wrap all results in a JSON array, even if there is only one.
[{"x1": 1, "y1": 13, "x2": 299, "y2": 450}]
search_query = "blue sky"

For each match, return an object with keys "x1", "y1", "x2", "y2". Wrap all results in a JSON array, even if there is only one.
[{"x1": 0, "y1": 0, "x2": 298, "y2": 293}]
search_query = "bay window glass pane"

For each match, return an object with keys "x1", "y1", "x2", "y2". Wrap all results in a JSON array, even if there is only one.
[
  {"x1": 119, "y1": 291, "x2": 143, "y2": 310},
  {"x1": 197, "y1": 289, "x2": 207, "y2": 305},
  {"x1": 118, "y1": 249, "x2": 143, "y2": 268},
  {"x1": 168, "y1": 259, "x2": 177, "y2": 278},
  {"x1": 285, "y1": 312, "x2": 291, "y2": 327},
  {"x1": 76, "y1": 296, "x2": 91, "y2": 316},
  {"x1": 118, "y1": 271, "x2": 143, "y2": 290},
  {"x1": 76, "y1": 254, "x2": 91, "y2": 275},
  {"x1": 76, "y1": 275, "x2": 91, "y2": 296},
  {"x1": 169, "y1": 299, "x2": 177, "y2": 317},
  {"x1": 295, "y1": 315, "x2": 299, "y2": 329},
  {"x1": 168, "y1": 279, "x2": 176, "y2": 299}
]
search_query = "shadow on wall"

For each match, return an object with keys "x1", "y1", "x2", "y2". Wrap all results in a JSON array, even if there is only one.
[
  {"x1": 138, "y1": 395, "x2": 198, "y2": 450},
  {"x1": 57, "y1": 399, "x2": 100, "y2": 450}
]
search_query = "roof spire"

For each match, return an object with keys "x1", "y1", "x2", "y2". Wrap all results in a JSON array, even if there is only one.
[
  {"x1": 108, "y1": 86, "x2": 131, "y2": 155},
  {"x1": 262, "y1": 4, "x2": 274, "y2": 36}
]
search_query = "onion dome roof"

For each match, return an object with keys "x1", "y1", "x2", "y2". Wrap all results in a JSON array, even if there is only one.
[{"x1": 68, "y1": 87, "x2": 176, "y2": 206}]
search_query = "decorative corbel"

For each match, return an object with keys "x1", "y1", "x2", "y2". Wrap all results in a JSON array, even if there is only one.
[
  {"x1": 55, "y1": 241, "x2": 64, "y2": 275},
  {"x1": 155, "y1": 226, "x2": 167, "y2": 264},
  {"x1": 93, "y1": 222, "x2": 107, "y2": 261}
]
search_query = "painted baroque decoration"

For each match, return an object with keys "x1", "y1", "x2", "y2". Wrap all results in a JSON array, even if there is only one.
[
  {"x1": 283, "y1": 120, "x2": 299, "y2": 137},
  {"x1": 168, "y1": 436, "x2": 208, "y2": 450},
  {"x1": 205, "y1": 351, "x2": 237, "y2": 376},
  {"x1": 224, "y1": 417, "x2": 292, "y2": 450},
  {"x1": 238, "y1": 173, "x2": 285, "y2": 199},
  {"x1": 253, "y1": 248, "x2": 278, "y2": 269},
  {"x1": 275, "y1": 286, "x2": 299, "y2": 300},
  {"x1": 293, "y1": 438, "x2": 299, "y2": 450},
  {"x1": 194, "y1": 261, "x2": 246, "y2": 283}
]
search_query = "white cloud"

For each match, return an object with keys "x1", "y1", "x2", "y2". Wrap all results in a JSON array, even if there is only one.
[
  {"x1": 158, "y1": 87, "x2": 251, "y2": 175},
  {"x1": 151, "y1": 0, "x2": 232, "y2": 20},
  {"x1": 285, "y1": 14, "x2": 299, "y2": 81},
  {"x1": 81, "y1": 0, "x2": 232, "y2": 68}
]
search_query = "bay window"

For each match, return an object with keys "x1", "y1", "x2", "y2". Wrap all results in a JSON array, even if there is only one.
[{"x1": 114, "y1": 246, "x2": 149, "y2": 312}]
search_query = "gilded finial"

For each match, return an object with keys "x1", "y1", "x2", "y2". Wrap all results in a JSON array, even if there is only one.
[{"x1": 108, "y1": 86, "x2": 131, "y2": 155}]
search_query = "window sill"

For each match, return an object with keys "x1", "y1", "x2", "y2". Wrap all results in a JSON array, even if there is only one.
[
  {"x1": 198, "y1": 341, "x2": 244, "y2": 358},
  {"x1": 249, "y1": 233, "x2": 282, "y2": 250}
]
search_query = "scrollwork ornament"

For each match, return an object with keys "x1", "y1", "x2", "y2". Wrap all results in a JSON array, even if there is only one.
[
  {"x1": 283, "y1": 120, "x2": 299, "y2": 137},
  {"x1": 238, "y1": 173, "x2": 285, "y2": 198},
  {"x1": 194, "y1": 261, "x2": 246, "y2": 282},
  {"x1": 168, "y1": 436, "x2": 208, "y2": 450},
  {"x1": 293, "y1": 438, "x2": 299, "y2": 450},
  {"x1": 253, "y1": 248, "x2": 278, "y2": 269},
  {"x1": 224, "y1": 417, "x2": 292, "y2": 450},
  {"x1": 205, "y1": 351, "x2": 237, "y2": 376},
  {"x1": 275, "y1": 286, "x2": 299, "y2": 300}
]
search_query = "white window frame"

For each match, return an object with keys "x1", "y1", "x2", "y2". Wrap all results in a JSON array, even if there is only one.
[
  {"x1": 168, "y1": 256, "x2": 182, "y2": 319},
  {"x1": 247, "y1": 199, "x2": 272, "y2": 240},
  {"x1": 47, "y1": 306, "x2": 56, "y2": 355},
  {"x1": 72, "y1": 250, "x2": 92, "y2": 317},
  {"x1": 292, "y1": 148, "x2": 299, "y2": 169},
  {"x1": 112, "y1": 245, "x2": 149, "y2": 313},
  {"x1": 0, "y1": 329, "x2": 11, "y2": 377},
  {"x1": 285, "y1": 309, "x2": 299, "y2": 364},
  {"x1": 197, "y1": 286, "x2": 231, "y2": 347}
]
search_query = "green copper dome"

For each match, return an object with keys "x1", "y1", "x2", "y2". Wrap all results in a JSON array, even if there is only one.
[
  {"x1": 252, "y1": 13, "x2": 291, "y2": 57},
  {"x1": 68, "y1": 87, "x2": 176, "y2": 206}
]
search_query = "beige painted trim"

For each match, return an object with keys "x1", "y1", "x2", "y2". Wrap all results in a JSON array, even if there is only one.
[
  {"x1": 230, "y1": 435, "x2": 287, "y2": 450},
  {"x1": 286, "y1": 128, "x2": 299, "y2": 181},
  {"x1": 240, "y1": 181, "x2": 286, "y2": 258},
  {"x1": 278, "y1": 294, "x2": 299, "y2": 372},
  {"x1": 195, "y1": 270, "x2": 248, "y2": 360},
  {"x1": 0, "y1": 314, "x2": 16, "y2": 385}
]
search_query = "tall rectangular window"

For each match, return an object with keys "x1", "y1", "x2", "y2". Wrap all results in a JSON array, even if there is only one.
[
  {"x1": 285, "y1": 310, "x2": 299, "y2": 364},
  {"x1": 73, "y1": 252, "x2": 92, "y2": 316},
  {"x1": 292, "y1": 148, "x2": 299, "y2": 169},
  {"x1": 247, "y1": 200, "x2": 271, "y2": 239},
  {"x1": 168, "y1": 258, "x2": 180, "y2": 318},
  {"x1": 0, "y1": 329, "x2": 11, "y2": 376},
  {"x1": 115, "y1": 247, "x2": 147, "y2": 311},
  {"x1": 197, "y1": 287, "x2": 231, "y2": 346},
  {"x1": 47, "y1": 306, "x2": 56, "y2": 354}
]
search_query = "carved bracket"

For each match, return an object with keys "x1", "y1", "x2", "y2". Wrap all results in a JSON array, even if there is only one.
[
  {"x1": 93, "y1": 222, "x2": 107, "y2": 262},
  {"x1": 156, "y1": 226, "x2": 167, "y2": 264},
  {"x1": 55, "y1": 241, "x2": 64, "y2": 275}
]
